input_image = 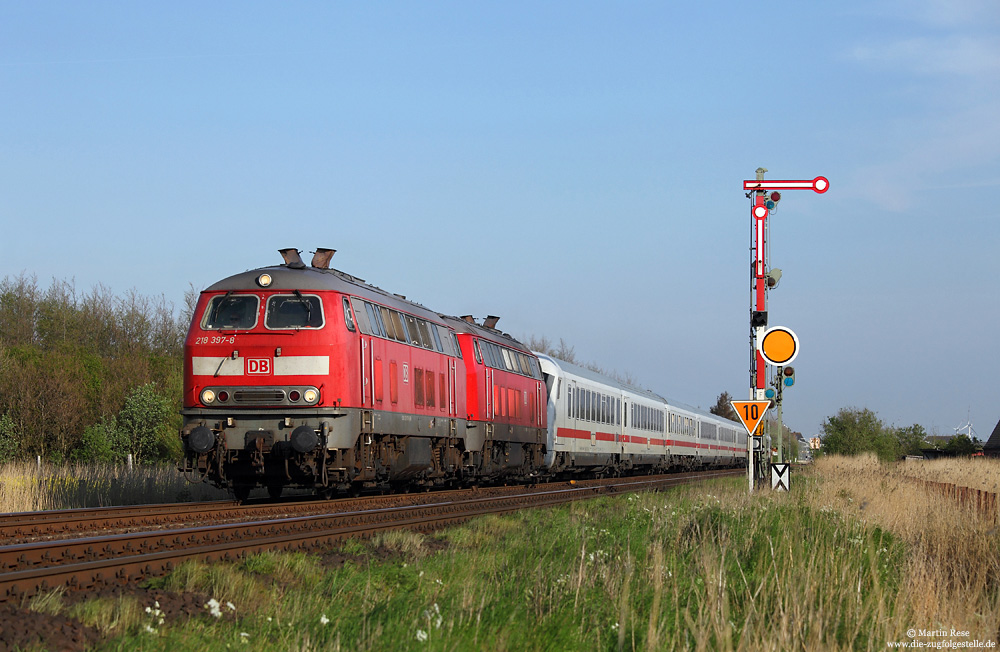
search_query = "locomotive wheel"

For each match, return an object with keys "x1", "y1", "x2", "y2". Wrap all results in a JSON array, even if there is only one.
[{"x1": 232, "y1": 483, "x2": 253, "y2": 502}]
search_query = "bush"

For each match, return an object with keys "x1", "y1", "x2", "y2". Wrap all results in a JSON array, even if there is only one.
[
  {"x1": 71, "y1": 419, "x2": 118, "y2": 464},
  {"x1": 114, "y1": 384, "x2": 174, "y2": 464},
  {"x1": 0, "y1": 413, "x2": 19, "y2": 463}
]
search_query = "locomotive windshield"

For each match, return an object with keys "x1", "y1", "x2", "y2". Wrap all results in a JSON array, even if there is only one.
[
  {"x1": 202, "y1": 293, "x2": 259, "y2": 330},
  {"x1": 265, "y1": 294, "x2": 324, "y2": 329}
]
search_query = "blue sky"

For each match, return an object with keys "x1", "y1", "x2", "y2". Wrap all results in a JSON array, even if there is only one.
[{"x1": 2, "y1": 1, "x2": 998, "y2": 440}]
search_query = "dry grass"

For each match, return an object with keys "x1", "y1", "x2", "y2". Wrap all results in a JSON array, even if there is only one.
[
  {"x1": 809, "y1": 454, "x2": 1000, "y2": 641},
  {"x1": 898, "y1": 456, "x2": 1000, "y2": 493},
  {"x1": 0, "y1": 461, "x2": 229, "y2": 512}
]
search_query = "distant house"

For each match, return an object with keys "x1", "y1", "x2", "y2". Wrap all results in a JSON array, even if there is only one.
[{"x1": 983, "y1": 419, "x2": 1000, "y2": 458}]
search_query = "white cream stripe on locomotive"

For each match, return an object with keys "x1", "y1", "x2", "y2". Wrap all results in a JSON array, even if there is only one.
[{"x1": 191, "y1": 355, "x2": 330, "y2": 376}]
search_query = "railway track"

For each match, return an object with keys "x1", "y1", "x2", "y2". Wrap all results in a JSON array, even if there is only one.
[{"x1": 0, "y1": 468, "x2": 740, "y2": 602}]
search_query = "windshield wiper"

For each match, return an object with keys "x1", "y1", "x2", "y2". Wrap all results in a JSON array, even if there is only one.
[
  {"x1": 209, "y1": 291, "x2": 234, "y2": 326},
  {"x1": 293, "y1": 290, "x2": 312, "y2": 326}
]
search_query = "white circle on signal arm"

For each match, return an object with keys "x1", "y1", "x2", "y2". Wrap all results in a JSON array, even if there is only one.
[
  {"x1": 813, "y1": 176, "x2": 829, "y2": 193},
  {"x1": 753, "y1": 206, "x2": 768, "y2": 219}
]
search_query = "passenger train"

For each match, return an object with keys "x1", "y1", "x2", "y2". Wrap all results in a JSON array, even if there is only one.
[{"x1": 179, "y1": 249, "x2": 747, "y2": 500}]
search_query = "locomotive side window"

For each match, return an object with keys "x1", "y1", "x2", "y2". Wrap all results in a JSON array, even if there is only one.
[
  {"x1": 351, "y1": 298, "x2": 371, "y2": 334},
  {"x1": 473, "y1": 340, "x2": 483, "y2": 364},
  {"x1": 428, "y1": 322, "x2": 443, "y2": 352},
  {"x1": 202, "y1": 294, "x2": 259, "y2": 330},
  {"x1": 342, "y1": 298, "x2": 356, "y2": 332},
  {"x1": 379, "y1": 307, "x2": 400, "y2": 341},
  {"x1": 364, "y1": 303, "x2": 384, "y2": 337},
  {"x1": 392, "y1": 311, "x2": 410, "y2": 343},
  {"x1": 265, "y1": 295, "x2": 324, "y2": 329},
  {"x1": 416, "y1": 319, "x2": 434, "y2": 349},
  {"x1": 404, "y1": 314, "x2": 422, "y2": 346}
]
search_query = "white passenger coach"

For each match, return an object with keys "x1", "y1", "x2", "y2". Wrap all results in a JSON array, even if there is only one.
[{"x1": 536, "y1": 354, "x2": 746, "y2": 474}]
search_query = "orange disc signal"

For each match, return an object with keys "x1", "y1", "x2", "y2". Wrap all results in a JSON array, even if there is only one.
[
  {"x1": 758, "y1": 326, "x2": 799, "y2": 366},
  {"x1": 731, "y1": 400, "x2": 771, "y2": 437}
]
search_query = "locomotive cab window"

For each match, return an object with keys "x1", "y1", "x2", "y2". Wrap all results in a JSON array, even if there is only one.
[
  {"x1": 202, "y1": 294, "x2": 259, "y2": 330},
  {"x1": 342, "y1": 298, "x2": 356, "y2": 332},
  {"x1": 265, "y1": 294, "x2": 324, "y2": 329}
]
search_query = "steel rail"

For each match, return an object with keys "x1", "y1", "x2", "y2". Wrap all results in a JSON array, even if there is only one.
[{"x1": 0, "y1": 469, "x2": 740, "y2": 601}]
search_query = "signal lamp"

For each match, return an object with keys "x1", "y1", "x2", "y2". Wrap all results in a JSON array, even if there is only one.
[
  {"x1": 765, "y1": 388, "x2": 776, "y2": 399},
  {"x1": 770, "y1": 191, "x2": 781, "y2": 202},
  {"x1": 783, "y1": 366, "x2": 795, "y2": 387},
  {"x1": 289, "y1": 390, "x2": 301, "y2": 402},
  {"x1": 201, "y1": 389, "x2": 216, "y2": 404},
  {"x1": 217, "y1": 391, "x2": 229, "y2": 402},
  {"x1": 257, "y1": 273, "x2": 272, "y2": 287},
  {"x1": 303, "y1": 389, "x2": 318, "y2": 403}
]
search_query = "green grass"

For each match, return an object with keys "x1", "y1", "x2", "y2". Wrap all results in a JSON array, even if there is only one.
[{"x1": 74, "y1": 476, "x2": 915, "y2": 651}]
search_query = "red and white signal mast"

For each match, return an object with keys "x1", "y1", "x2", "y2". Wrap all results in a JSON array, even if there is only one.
[{"x1": 743, "y1": 168, "x2": 828, "y2": 489}]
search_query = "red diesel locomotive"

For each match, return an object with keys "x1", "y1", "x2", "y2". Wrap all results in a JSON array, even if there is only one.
[{"x1": 179, "y1": 248, "x2": 546, "y2": 499}]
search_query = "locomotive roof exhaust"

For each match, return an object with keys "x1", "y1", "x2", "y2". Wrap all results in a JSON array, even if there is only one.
[
  {"x1": 279, "y1": 248, "x2": 306, "y2": 269},
  {"x1": 311, "y1": 248, "x2": 336, "y2": 269},
  {"x1": 459, "y1": 315, "x2": 501, "y2": 329}
]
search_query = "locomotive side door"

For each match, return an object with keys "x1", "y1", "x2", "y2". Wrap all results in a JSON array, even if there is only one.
[{"x1": 448, "y1": 357, "x2": 457, "y2": 417}]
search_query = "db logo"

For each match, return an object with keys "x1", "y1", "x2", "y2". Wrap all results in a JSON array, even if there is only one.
[{"x1": 246, "y1": 358, "x2": 272, "y2": 375}]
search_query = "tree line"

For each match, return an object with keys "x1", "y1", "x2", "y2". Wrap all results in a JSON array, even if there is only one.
[{"x1": 0, "y1": 274, "x2": 188, "y2": 464}]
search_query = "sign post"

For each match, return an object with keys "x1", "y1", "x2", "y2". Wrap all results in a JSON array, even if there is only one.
[
  {"x1": 743, "y1": 169, "x2": 827, "y2": 473},
  {"x1": 732, "y1": 400, "x2": 771, "y2": 492}
]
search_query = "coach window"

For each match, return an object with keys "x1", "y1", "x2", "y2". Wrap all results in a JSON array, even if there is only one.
[
  {"x1": 265, "y1": 294, "x2": 324, "y2": 329},
  {"x1": 202, "y1": 294, "x2": 259, "y2": 330}
]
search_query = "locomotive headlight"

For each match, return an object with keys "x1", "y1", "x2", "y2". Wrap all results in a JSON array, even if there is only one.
[
  {"x1": 256, "y1": 273, "x2": 272, "y2": 287},
  {"x1": 303, "y1": 389, "x2": 318, "y2": 403},
  {"x1": 201, "y1": 389, "x2": 216, "y2": 404}
]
